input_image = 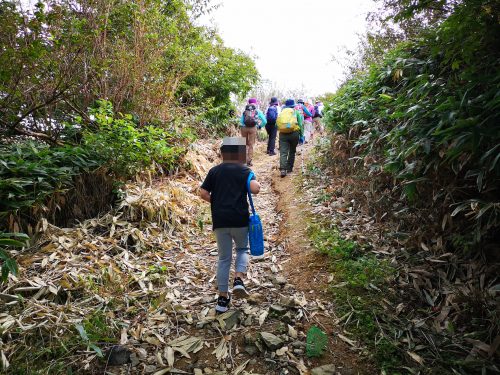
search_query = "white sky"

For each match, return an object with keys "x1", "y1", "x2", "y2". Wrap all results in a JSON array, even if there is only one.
[{"x1": 200, "y1": 0, "x2": 377, "y2": 97}]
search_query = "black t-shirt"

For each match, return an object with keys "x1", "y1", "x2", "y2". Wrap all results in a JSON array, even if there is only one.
[{"x1": 201, "y1": 163, "x2": 255, "y2": 229}]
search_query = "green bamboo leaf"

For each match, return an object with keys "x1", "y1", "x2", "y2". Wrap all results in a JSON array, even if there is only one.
[
  {"x1": 89, "y1": 343, "x2": 103, "y2": 358},
  {"x1": 75, "y1": 324, "x2": 89, "y2": 342}
]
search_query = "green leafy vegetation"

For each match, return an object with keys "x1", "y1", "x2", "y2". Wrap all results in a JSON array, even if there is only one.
[
  {"x1": 0, "y1": 0, "x2": 257, "y2": 137},
  {"x1": 83, "y1": 100, "x2": 192, "y2": 177},
  {"x1": 318, "y1": 0, "x2": 500, "y2": 373},
  {"x1": 326, "y1": 1, "x2": 500, "y2": 250},
  {"x1": 309, "y1": 220, "x2": 400, "y2": 369},
  {"x1": 0, "y1": 232, "x2": 28, "y2": 281},
  {"x1": 0, "y1": 142, "x2": 101, "y2": 216},
  {"x1": 324, "y1": 0, "x2": 500, "y2": 247},
  {"x1": 0, "y1": 0, "x2": 258, "y2": 232}
]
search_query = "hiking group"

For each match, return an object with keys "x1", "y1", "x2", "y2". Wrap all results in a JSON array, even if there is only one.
[
  {"x1": 240, "y1": 97, "x2": 323, "y2": 177},
  {"x1": 199, "y1": 97, "x2": 324, "y2": 313}
]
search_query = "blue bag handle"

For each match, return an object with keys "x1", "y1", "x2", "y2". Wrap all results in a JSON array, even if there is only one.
[{"x1": 247, "y1": 171, "x2": 256, "y2": 215}]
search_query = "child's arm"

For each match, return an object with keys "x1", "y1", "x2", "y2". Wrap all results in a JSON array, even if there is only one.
[
  {"x1": 199, "y1": 188, "x2": 211, "y2": 202},
  {"x1": 200, "y1": 170, "x2": 213, "y2": 202},
  {"x1": 249, "y1": 180, "x2": 260, "y2": 194}
]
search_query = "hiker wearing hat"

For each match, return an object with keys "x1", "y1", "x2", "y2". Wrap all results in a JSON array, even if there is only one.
[
  {"x1": 265, "y1": 97, "x2": 280, "y2": 155},
  {"x1": 313, "y1": 100, "x2": 324, "y2": 134},
  {"x1": 276, "y1": 99, "x2": 304, "y2": 177},
  {"x1": 304, "y1": 99, "x2": 316, "y2": 142},
  {"x1": 295, "y1": 99, "x2": 313, "y2": 143},
  {"x1": 200, "y1": 137, "x2": 261, "y2": 313},
  {"x1": 240, "y1": 98, "x2": 267, "y2": 166}
]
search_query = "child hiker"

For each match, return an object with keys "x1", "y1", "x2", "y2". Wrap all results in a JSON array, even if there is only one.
[{"x1": 199, "y1": 137, "x2": 261, "y2": 313}]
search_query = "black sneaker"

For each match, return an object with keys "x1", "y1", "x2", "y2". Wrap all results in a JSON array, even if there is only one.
[
  {"x1": 232, "y1": 277, "x2": 249, "y2": 299},
  {"x1": 280, "y1": 169, "x2": 287, "y2": 178},
  {"x1": 215, "y1": 295, "x2": 231, "y2": 314}
]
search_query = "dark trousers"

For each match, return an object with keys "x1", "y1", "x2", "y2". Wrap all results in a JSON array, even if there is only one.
[
  {"x1": 265, "y1": 122, "x2": 277, "y2": 153},
  {"x1": 279, "y1": 131, "x2": 300, "y2": 171}
]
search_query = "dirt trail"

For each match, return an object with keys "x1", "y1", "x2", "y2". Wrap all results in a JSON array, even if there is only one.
[{"x1": 150, "y1": 139, "x2": 373, "y2": 375}]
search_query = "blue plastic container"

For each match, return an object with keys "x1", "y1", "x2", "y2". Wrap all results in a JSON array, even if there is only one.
[{"x1": 247, "y1": 172, "x2": 264, "y2": 258}]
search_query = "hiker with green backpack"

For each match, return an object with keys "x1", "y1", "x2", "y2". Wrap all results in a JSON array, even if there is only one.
[
  {"x1": 240, "y1": 98, "x2": 267, "y2": 166},
  {"x1": 199, "y1": 137, "x2": 261, "y2": 313},
  {"x1": 276, "y1": 99, "x2": 304, "y2": 177}
]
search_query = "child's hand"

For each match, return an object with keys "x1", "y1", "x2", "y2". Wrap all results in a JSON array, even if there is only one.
[{"x1": 299, "y1": 136, "x2": 305, "y2": 144}]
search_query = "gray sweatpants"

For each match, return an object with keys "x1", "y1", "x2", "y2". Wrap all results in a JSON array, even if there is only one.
[{"x1": 214, "y1": 227, "x2": 249, "y2": 292}]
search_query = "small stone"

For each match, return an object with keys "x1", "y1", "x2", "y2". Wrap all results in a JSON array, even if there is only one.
[
  {"x1": 247, "y1": 293, "x2": 264, "y2": 304},
  {"x1": 291, "y1": 341, "x2": 306, "y2": 348},
  {"x1": 204, "y1": 368, "x2": 213, "y2": 374},
  {"x1": 222, "y1": 310, "x2": 240, "y2": 330},
  {"x1": 280, "y1": 312, "x2": 293, "y2": 324},
  {"x1": 145, "y1": 365, "x2": 157, "y2": 373},
  {"x1": 244, "y1": 345, "x2": 258, "y2": 355},
  {"x1": 135, "y1": 347, "x2": 148, "y2": 359},
  {"x1": 288, "y1": 325, "x2": 298, "y2": 339},
  {"x1": 130, "y1": 353, "x2": 140, "y2": 366},
  {"x1": 249, "y1": 359, "x2": 257, "y2": 365},
  {"x1": 194, "y1": 369, "x2": 203, "y2": 375},
  {"x1": 105, "y1": 345, "x2": 131, "y2": 366},
  {"x1": 311, "y1": 364, "x2": 336, "y2": 375},
  {"x1": 243, "y1": 315, "x2": 253, "y2": 326},
  {"x1": 244, "y1": 333, "x2": 258, "y2": 344},
  {"x1": 275, "y1": 276, "x2": 287, "y2": 285},
  {"x1": 264, "y1": 358, "x2": 277, "y2": 365},
  {"x1": 293, "y1": 349, "x2": 304, "y2": 355},
  {"x1": 279, "y1": 296, "x2": 297, "y2": 308},
  {"x1": 276, "y1": 346, "x2": 288, "y2": 356},
  {"x1": 210, "y1": 251, "x2": 218, "y2": 256},
  {"x1": 255, "y1": 340, "x2": 263, "y2": 352},
  {"x1": 260, "y1": 332, "x2": 284, "y2": 350},
  {"x1": 270, "y1": 304, "x2": 287, "y2": 316},
  {"x1": 202, "y1": 296, "x2": 216, "y2": 304}
]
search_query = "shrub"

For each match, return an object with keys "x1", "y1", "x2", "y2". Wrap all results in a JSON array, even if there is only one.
[
  {"x1": 323, "y1": 0, "x2": 500, "y2": 249},
  {"x1": 83, "y1": 100, "x2": 191, "y2": 178},
  {"x1": 0, "y1": 232, "x2": 28, "y2": 281},
  {"x1": 0, "y1": 142, "x2": 101, "y2": 218}
]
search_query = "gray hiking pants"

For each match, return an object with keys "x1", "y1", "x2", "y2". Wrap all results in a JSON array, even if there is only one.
[{"x1": 214, "y1": 227, "x2": 249, "y2": 292}]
